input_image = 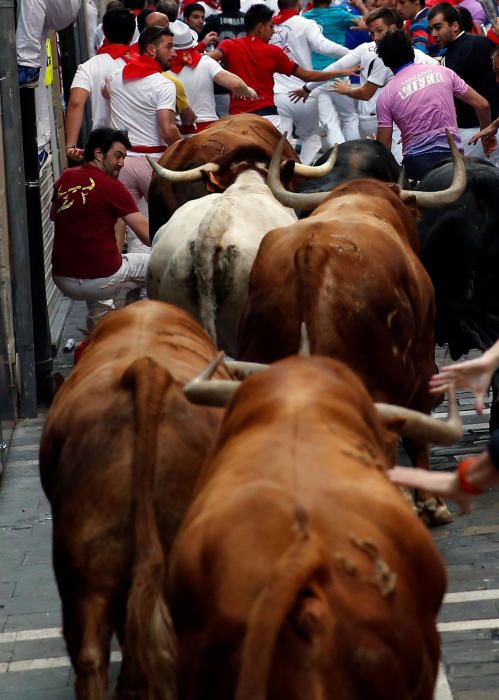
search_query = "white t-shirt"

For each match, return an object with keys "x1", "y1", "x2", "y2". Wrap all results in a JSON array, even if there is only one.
[
  {"x1": 71, "y1": 53, "x2": 126, "y2": 128},
  {"x1": 270, "y1": 14, "x2": 348, "y2": 92},
  {"x1": 309, "y1": 42, "x2": 437, "y2": 119},
  {"x1": 176, "y1": 55, "x2": 223, "y2": 122},
  {"x1": 108, "y1": 70, "x2": 176, "y2": 155}
]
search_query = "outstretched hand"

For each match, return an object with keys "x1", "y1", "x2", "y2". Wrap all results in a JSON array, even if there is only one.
[
  {"x1": 388, "y1": 467, "x2": 473, "y2": 513},
  {"x1": 429, "y1": 354, "x2": 495, "y2": 415}
]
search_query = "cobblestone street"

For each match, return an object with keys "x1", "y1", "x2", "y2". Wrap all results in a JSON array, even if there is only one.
[{"x1": 0, "y1": 301, "x2": 498, "y2": 699}]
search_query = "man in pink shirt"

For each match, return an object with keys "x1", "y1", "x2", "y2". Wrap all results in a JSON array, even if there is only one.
[{"x1": 375, "y1": 29, "x2": 492, "y2": 179}]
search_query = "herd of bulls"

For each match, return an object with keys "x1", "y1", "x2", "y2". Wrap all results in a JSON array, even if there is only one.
[{"x1": 39, "y1": 114, "x2": 499, "y2": 698}]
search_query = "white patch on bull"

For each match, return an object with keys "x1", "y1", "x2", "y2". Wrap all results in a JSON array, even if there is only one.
[{"x1": 350, "y1": 536, "x2": 397, "y2": 597}]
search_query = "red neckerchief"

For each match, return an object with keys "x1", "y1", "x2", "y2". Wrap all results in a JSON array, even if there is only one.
[
  {"x1": 122, "y1": 54, "x2": 164, "y2": 80},
  {"x1": 97, "y1": 43, "x2": 136, "y2": 61},
  {"x1": 273, "y1": 9, "x2": 298, "y2": 24},
  {"x1": 169, "y1": 48, "x2": 202, "y2": 73}
]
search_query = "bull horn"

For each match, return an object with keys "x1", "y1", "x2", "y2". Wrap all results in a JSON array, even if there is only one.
[
  {"x1": 267, "y1": 134, "x2": 338, "y2": 211},
  {"x1": 147, "y1": 155, "x2": 220, "y2": 183},
  {"x1": 399, "y1": 130, "x2": 466, "y2": 208},
  {"x1": 397, "y1": 167, "x2": 406, "y2": 188},
  {"x1": 298, "y1": 322, "x2": 310, "y2": 356},
  {"x1": 375, "y1": 384, "x2": 462, "y2": 446},
  {"x1": 224, "y1": 360, "x2": 268, "y2": 380},
  {"x1": 184, "y1": 351, "x2": 241, "y2": 407},
  {"x1": 293, "y1": 148, "x2": 338, "y2": 179}
]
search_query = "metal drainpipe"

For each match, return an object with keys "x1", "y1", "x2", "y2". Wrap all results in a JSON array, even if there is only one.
[
  {"x1": 0, "y1": 0, "x2": 37, "y2": 417},
  {"x1": 20, "y1": 87, "x2": 54, "y2": 397}
]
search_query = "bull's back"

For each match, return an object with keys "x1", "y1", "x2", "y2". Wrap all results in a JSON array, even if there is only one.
[{"x1": 239, "y1": 217, "x2": 434, "y2": 404}]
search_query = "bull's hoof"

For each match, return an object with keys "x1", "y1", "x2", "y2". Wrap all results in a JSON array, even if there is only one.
[
  {"x1": 416, "y1": 497, "x2": 454, "y2": 526},
  {"x1": 398, "y1": 486, "x2": 418, "y2": 514}
]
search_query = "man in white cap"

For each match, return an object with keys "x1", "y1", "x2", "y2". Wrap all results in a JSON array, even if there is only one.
[{"x1": 170, "y1": 22, "x2": 256, "y2": 133}]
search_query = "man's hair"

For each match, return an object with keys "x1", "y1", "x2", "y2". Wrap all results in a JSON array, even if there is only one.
[
  {"x1": 455, "y1": 5, "x2": 472, "y2": 31},
  {"x1": 221, "y1": 0, "x2": 241, "y2": 11},
  {"x1": 137, "y1": 7, "x2": 153, "y2": 31},
  {"x1": 184, "y1": 2, "x2": 205, "y2": 19},
  {"x1": 123, "y1": 0, "x2": 146, "y2": 9},
  {"x1": 106, "y1": 0, "x2": 125, "y2": 10},
  {"x1": 376, "y1": 28, "x2": 415, "y2": 70},
  {"x1": 84, "y1": 128, "x2": 131, "y2": 162},
  {"x1": 312, "y1": 0, "x2": 331, "y2": 7},
  {"x1": 102, "y1": 8, "x2": 137, "y2": 43},
  {"x1": 278, "y1": 0, "x2": 298, "y2": 10},
  {"x1": 427, "y1": 2, "x2": 461, "y2": 25},
  {"x1": 138, "y1": 25, "x2": 173, "y2": 53},
  {"x1": 244, "y1": 3, "x2": 274, "y2": 32},
  {"x1": 366, "y1": 6, "x2": 402, "y2": 28},
  {"x1": 156, "y1": 0, "x2": 179, "y2": 21}
]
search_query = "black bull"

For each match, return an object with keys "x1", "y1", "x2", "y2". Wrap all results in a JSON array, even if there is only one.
[
  {"x1": 295, "y1": 139, "x2": 401, "y2": 204},
  {"x1": 417, "y1": 157, "x2": 499, "y2": 430}
]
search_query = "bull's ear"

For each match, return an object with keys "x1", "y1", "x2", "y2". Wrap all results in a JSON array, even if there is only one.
[
  {"x1": 205, "y1": 170, "x2": 225, "y2": 192},
  {"x1": 280, "y1": 159, "x2": 297, "y2": 186}
]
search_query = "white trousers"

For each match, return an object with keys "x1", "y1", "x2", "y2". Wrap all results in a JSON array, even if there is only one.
[
  {"x1": 17, "y1": 0, "x2": 81, "y2": 67},
  {"x1": 261, "y1": 113, "x2": 281, "y2": 131},
  {"x1": 53, "y1": 253, "x2": 149, "y2": 329},
  {"x1": 358, "y1": 115, "x2": 378, "y2": 140},
  {"x1": 459, "y1": 126, "x2": 499, "y2": 166},
  {"x1": 318, "y1": 90, "x2": 360, "y2": 146},
  {"x1": 274, "y1": 93, "x2": 321, "y2": 165},
  {"x1": 119, "y1": 155, "x2": 154, "y2": 255}
]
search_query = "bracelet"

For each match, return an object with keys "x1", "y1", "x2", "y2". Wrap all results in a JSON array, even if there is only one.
[
  {"x1": 66, "y1": 145, "x2": 77, "y2": 151},
  {"x1": 457, "y1": 456, "x2": 483, "y2": 495},
  {"x1": 303, "y1": 85, "x2": 311, "y2": 94}
]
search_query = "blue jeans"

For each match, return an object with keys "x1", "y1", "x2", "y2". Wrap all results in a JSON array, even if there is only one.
[{"x1": 402, "y1": 151, "x2": 451, "y2": 181}]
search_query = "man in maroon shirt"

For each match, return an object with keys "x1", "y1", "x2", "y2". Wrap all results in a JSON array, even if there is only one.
[
  {"x1": 209, "y1": 3, "x2": 354, "y2": 128},
  {"x1": 51, "y1": 127, "x2": 150, "y2": 330}
]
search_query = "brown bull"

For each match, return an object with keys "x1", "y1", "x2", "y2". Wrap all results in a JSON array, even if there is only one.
[
  {"x1": 147, "y1": 114, "x2": 301, "y2": 238},
  {"x1": 237, "y1": 134, "x2": 466, "y2": 524},
  {"x1": 39, "y1": 301, "x2": 229, "y2": 700},
  {"x1": 170, "y1": 356, "x2": 460, "y2": 699}
]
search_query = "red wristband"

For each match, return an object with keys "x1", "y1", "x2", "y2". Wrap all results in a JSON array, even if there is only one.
[{"x1": 457, "y1": 457, "x2": 483, "y2": 495}]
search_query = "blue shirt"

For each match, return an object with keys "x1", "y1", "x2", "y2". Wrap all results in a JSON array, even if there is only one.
[{"x1": 303, "y1": 6, "x2": 352, "y2": 69}]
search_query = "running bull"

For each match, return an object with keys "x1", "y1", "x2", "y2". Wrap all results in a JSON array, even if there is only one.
[
  {"x1": 417, "y1": 157, "x2": 499, "y2": 430},
  {"x1": 169, "y1": 354, "x2": 462, "y2": 699},
  {"x1": 39, "y1": 301, "x2": 230, "y2": 700},
  {"x1": 147, "y1": 114, "x2": 301, "y2": 240},
  {"x1": 237, "y1": 133, "x2": 466, "y2": 524}
]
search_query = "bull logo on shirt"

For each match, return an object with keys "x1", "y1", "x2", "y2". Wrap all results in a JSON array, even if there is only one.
[{"x1": 56, "y1": 178, "x2": 96, "y2": 212}]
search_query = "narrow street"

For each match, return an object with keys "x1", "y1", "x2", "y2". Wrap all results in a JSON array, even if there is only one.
[{"x1": 0, "y1": 301, "x2": 498, "y2": 699}]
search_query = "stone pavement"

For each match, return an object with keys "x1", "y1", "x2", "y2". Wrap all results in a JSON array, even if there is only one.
[{"x1": 0, "y1": 299, "x2": 498, "y2": 698}]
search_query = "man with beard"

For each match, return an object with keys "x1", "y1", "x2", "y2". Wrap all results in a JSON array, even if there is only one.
[
  {"x1": 107, "y1": 25, "x2": 181, "y2": 252},
  {"x1": 50, "y1": 128, "x2": 150, "y2": 330}
]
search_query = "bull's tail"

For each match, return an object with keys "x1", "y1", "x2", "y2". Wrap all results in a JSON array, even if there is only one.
[
  {"x1": 294, "y1": 236, "x2": 332, "y2": 355},
  {"x1": 235, "y1": 526, "x2": 328, "y2": 700},
  {"x1": 193, "y1": 204, "x2": 227, "y2": 347},
  {"x1": 120, "y1": 357, "x2": 177, "y2": 700}
]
